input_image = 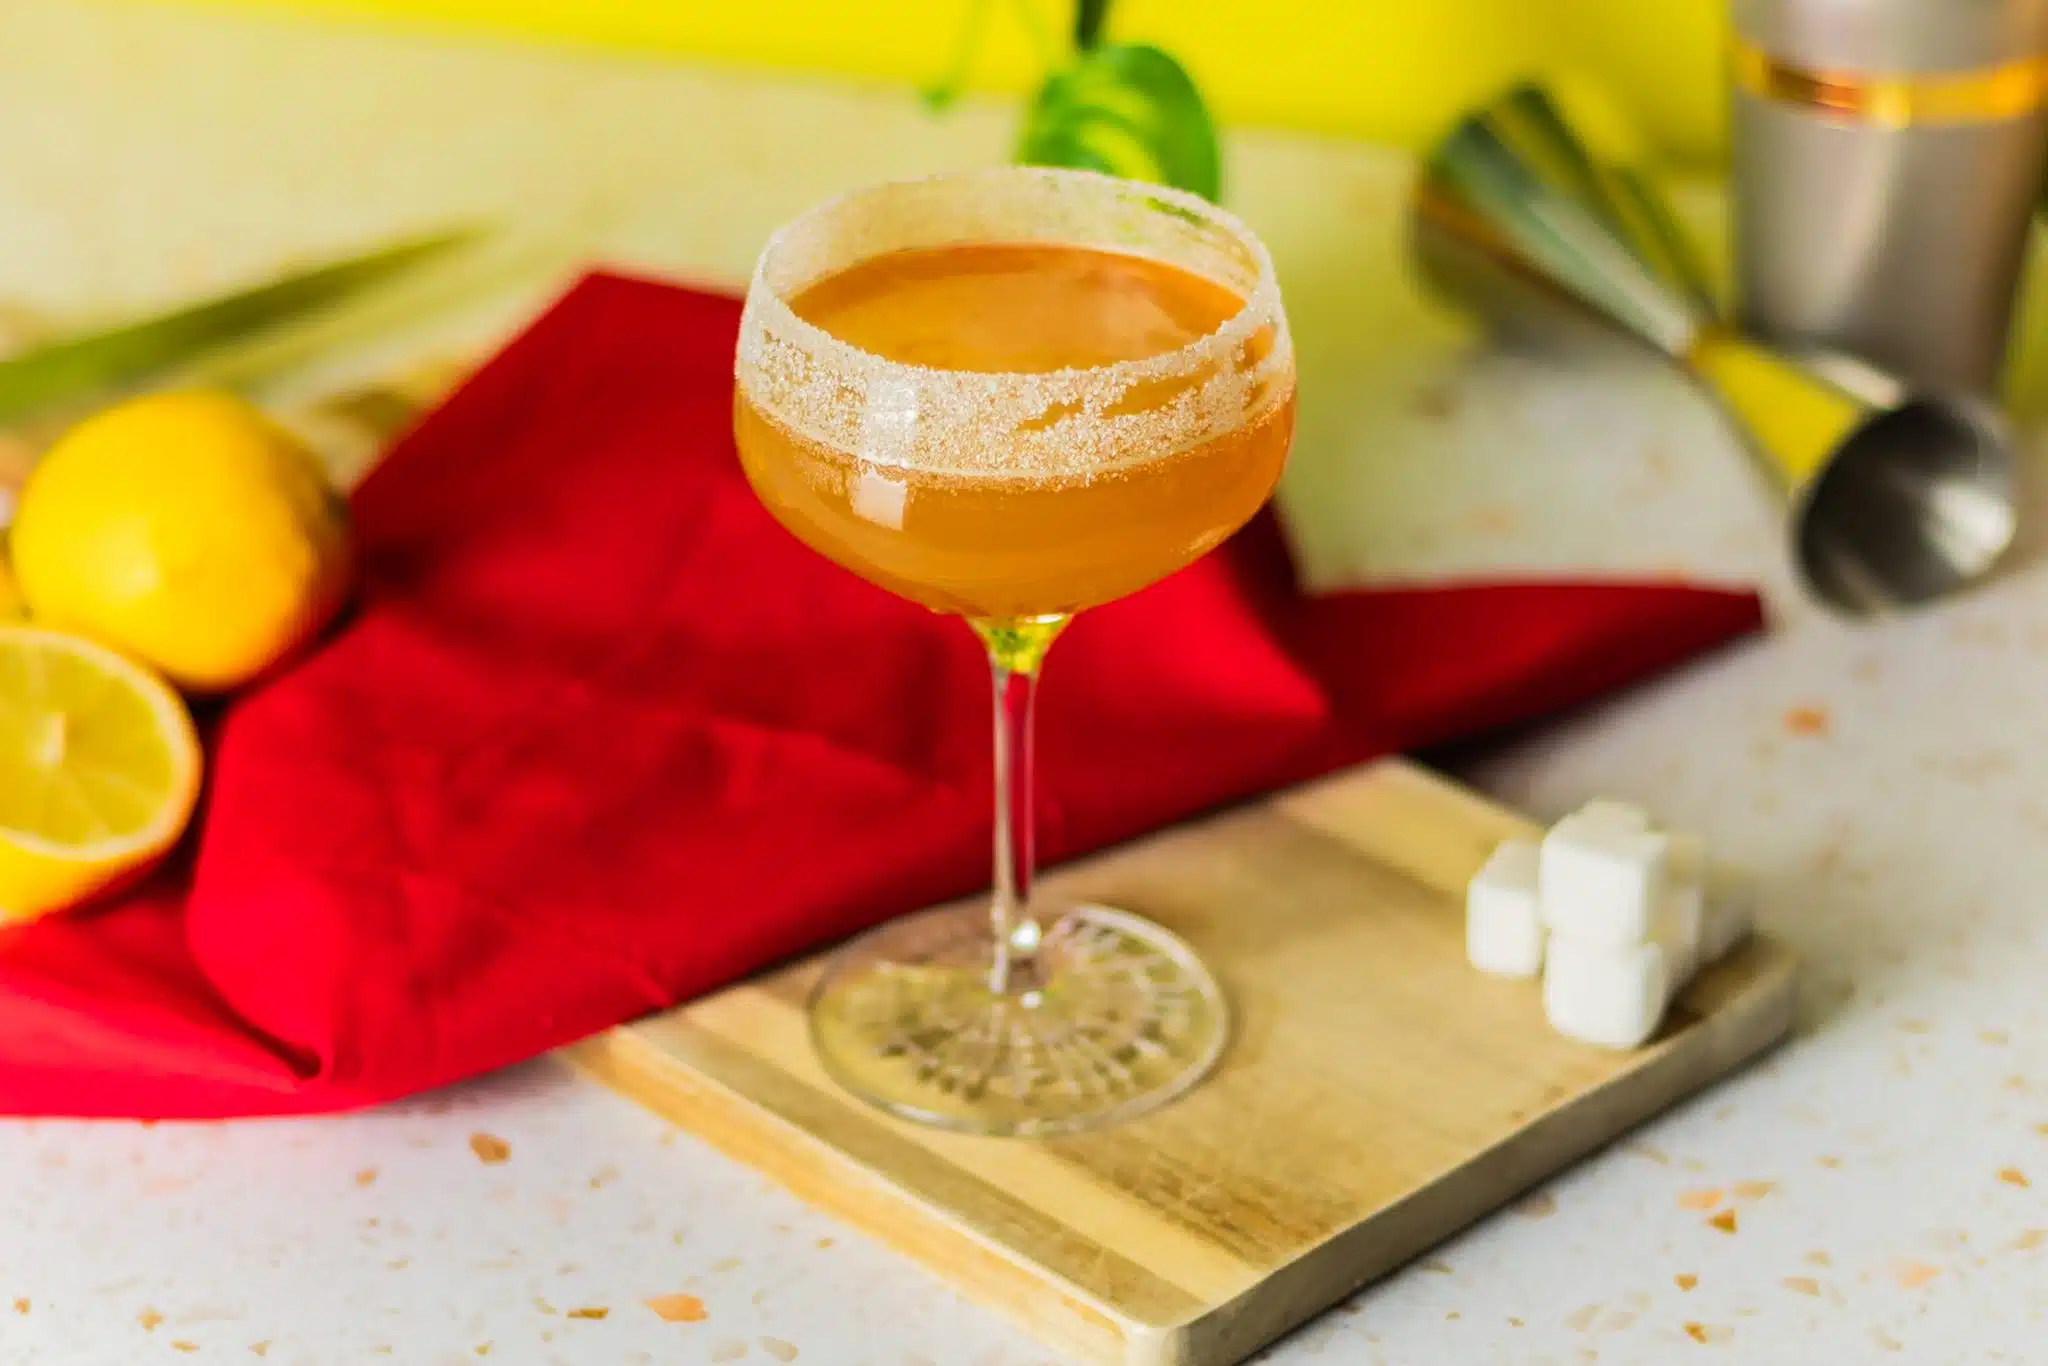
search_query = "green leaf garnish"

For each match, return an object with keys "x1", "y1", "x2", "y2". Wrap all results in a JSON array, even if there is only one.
[{"x1": 1016, "y1": 42, "x2": 1222, "y2": 201}]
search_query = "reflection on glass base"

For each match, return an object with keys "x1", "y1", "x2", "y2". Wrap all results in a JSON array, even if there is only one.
[{"x1": 808, "y1": 903, "x2": 1229, "y2": 1137}]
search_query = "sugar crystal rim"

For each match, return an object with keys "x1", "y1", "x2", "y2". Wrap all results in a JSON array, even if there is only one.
[
  {"x1": 734, "y1": 166, "x2": 1295, "y2": 479},
  {"x1": 744, "y1": 166, "x2": 1285, "y2": 388}
]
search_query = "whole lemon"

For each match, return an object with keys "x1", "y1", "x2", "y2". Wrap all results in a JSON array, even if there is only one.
[
  {"x1": 11, "y1": 391, "x2": 353, "y2": 693},
  {"x1": 0, "y1": 549, "x2": 22, "y2": 621}
]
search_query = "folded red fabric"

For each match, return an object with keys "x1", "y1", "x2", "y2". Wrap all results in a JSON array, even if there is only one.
[{"x1": 0, "y1": 273, "x2": 1762, "y2": 1119}]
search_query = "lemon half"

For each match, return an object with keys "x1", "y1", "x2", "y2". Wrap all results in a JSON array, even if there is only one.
[{"x1": 0, "y1": 625, "x2": 201, "y2": 922}]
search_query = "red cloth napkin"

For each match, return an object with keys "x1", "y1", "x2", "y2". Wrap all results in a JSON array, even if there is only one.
[{"x1": 0, "y1": 273, "x2": 1762, "y2": 1119}]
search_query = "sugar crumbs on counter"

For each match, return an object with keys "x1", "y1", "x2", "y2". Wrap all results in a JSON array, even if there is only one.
[
  {"x1": 1890, "y1": 1261, "x2": 1941, "y2": 1290},
  {"x1": 645, "y1": 1293, "x2": 707, "y2": 1323},
  {"x1": 469, "y1": 1133, "x2": 511, "y2": 1164},
  {"x1": 1784, "y1": 705, "x2": 1830, "y2": 737}
]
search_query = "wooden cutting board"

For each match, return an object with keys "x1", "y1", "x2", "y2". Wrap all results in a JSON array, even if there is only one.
[{"x1": 570, "y1": 758, "x2": 1796, "y2": 1366}]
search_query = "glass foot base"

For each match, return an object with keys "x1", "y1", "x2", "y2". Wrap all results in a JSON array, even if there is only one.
[{"x1": 808, "y1": 903, "x2": 1229, "y2": 1137}]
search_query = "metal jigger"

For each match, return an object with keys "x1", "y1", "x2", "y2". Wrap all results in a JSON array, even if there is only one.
[{"x1": 1412, "y1": 81, "x2": 2018, "y2": 615}]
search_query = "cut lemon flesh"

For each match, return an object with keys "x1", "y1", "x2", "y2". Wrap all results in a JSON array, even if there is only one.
[{"x1": 0, "y1": 625, "x2": 201, "y2": 921}]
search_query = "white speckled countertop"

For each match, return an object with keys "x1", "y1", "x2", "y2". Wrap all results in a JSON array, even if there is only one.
[{"x1": 5, "y1": 3, "x2": 2048, "y2": 1364}]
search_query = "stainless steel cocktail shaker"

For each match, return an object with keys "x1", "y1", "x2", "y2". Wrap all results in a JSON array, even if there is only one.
[{"x1": 1731, "y1": 0, "x2": 2048, "y2": 395}]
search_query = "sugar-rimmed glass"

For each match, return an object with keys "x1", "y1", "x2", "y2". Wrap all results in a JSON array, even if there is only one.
[{"x1": 734, "y1": 166, "x2": 1295, "y2": 1136}]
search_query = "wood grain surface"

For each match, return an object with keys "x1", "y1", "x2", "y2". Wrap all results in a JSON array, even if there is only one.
[{"x1": 571, "y1": 757, "x2": 1797, "y2": 1366}]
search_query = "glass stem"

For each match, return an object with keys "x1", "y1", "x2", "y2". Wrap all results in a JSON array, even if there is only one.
[
  {"x1": 974, "y1": 615, "x2": 1068, "y2": 997},
  {"x1": 989, "y1": 660, "x2": 1040, "y2": 996}
]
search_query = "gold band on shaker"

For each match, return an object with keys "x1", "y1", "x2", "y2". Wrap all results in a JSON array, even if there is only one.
[{"x1": 1730, "y1": 37, "x2": 2048, "y2": 125}]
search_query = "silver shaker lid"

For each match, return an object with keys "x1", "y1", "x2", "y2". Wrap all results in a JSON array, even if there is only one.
[{"x1": 1733, "y1": 0, "x2": 2048, "y2": 73}]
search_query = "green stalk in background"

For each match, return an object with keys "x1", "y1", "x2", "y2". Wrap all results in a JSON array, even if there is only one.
[
  {"x1": 927, "y1": 0, "x2": 1223, "y2": 202},
  {"x1": 0, "y1": 231, "x2": 472, "y2": 429}
]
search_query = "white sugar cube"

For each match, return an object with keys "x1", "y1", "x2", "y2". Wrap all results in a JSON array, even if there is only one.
[
  {"x1": 1665, "y1": 829, "x2": 1705, "y2": 884},
  {"x1": 1467, "y1": 840, "x2": 1545, "y2": 979},
  {"x1": 1539, "y1": 816, "x2": 1670, "y2": 947},
  {"x1": 1701, "y1": 866, "x2": 1755, "y2": 964},
  {"x1": 1658, "y1": 831, "x2": 1707, "y2": 989},
  {"x1": 1575, "y1": 798, "x2": 1651, "y2": 832},
  {"x1": 1544, "y1": 935, "x2": 1670, "y2": 1050},
  {"x1": 1658, "y1": 880, "x2": 1704, "y2": 990}
]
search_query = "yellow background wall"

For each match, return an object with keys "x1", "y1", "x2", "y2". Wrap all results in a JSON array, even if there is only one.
[{"x1": 205, "y1": 0, "x2": 1731, "y2": 163}]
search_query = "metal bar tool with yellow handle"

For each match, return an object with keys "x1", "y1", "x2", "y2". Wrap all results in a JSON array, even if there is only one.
[{"x1": 1412, "y1": 81, "x2": 2017, "y2": 616}]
